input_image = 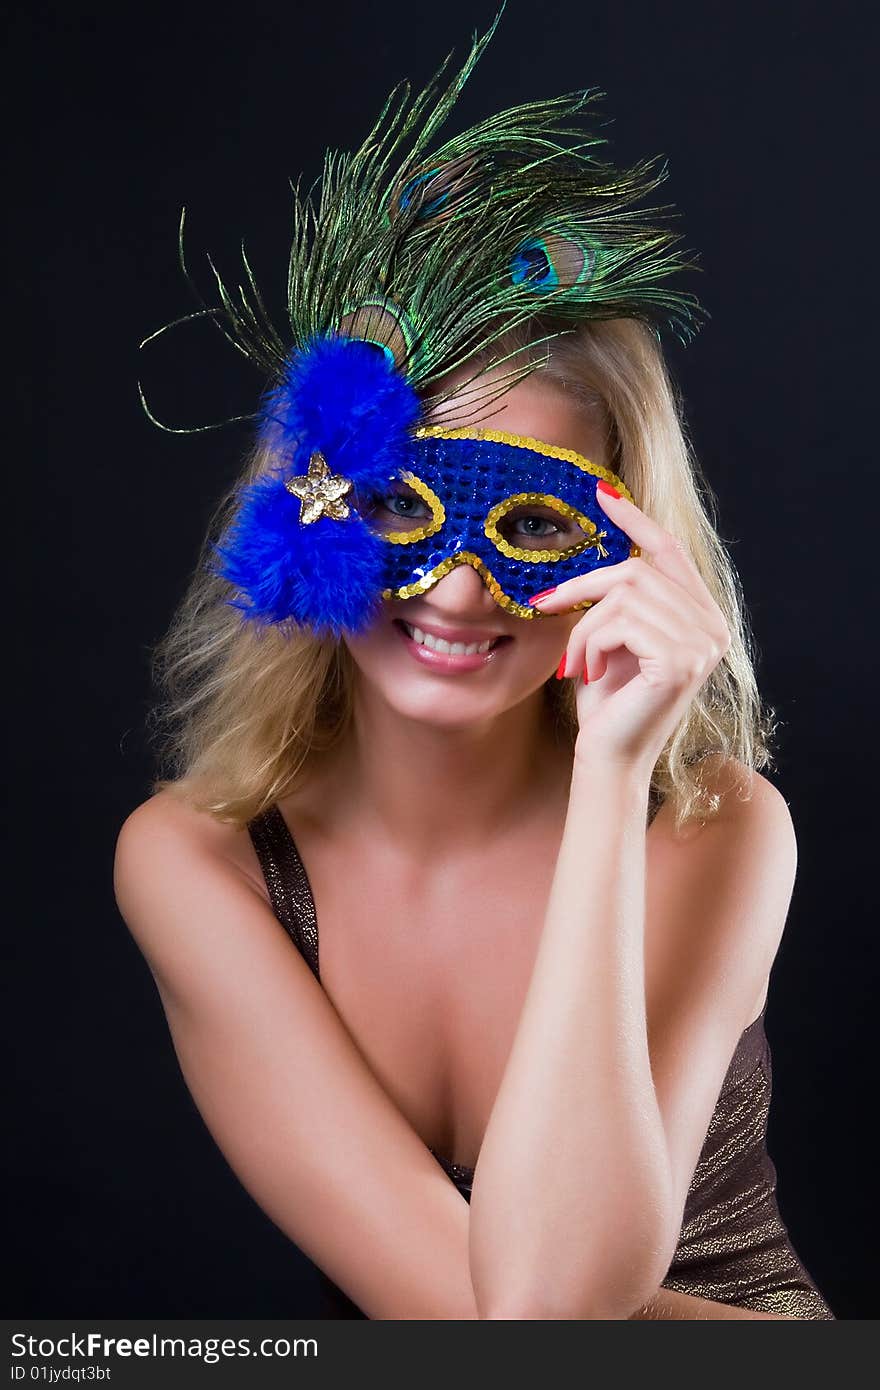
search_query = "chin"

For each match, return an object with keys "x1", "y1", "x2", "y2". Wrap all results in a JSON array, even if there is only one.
[{"x1": 382, "y1": 690, "x2": 513, "y2": 731}]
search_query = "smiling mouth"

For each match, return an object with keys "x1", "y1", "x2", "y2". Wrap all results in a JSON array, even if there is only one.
[{"x1": 393, "y1": 619, "x2": 512, "y2": 656}]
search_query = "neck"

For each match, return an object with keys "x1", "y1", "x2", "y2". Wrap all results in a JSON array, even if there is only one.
[{"x1": 308, "y1": 679, "x2": 574, "y2": 860}]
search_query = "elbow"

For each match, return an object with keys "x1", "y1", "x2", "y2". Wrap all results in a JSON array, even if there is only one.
[
  {"x1": 479, "y1": 1219, "x2": 677, "y2": 1322},
  {"x1": 479, "y1": 1280, "x2": 662, "y2": 1321},
  {"x1": 478, "y1": 1267, "x2": 674, "y2": 1323},
  {"x1": 480, "y1": 1295, "x2": 634, "y2": 1321}
]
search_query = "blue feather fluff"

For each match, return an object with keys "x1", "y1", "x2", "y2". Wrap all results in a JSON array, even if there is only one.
[
  {"x1": 257, "y1": 333, "x2": 422, "y2": 482},
  {"x1": 212, "y1": 334, "x2": 421, "y2": 638},
  {"x1": 211, "y1": 468, "x2": 388, "y2": 638}
]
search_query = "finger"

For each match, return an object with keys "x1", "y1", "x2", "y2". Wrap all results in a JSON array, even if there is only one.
[
  {"x1": 530, "y1": 554, "x2": 721, "y2": 626},
  {"x1": 567, "y1": 581, "x2": 699, "y2": 656},
  {"x1": 593, "y1": 486, "x2": 717, "y2": 608},
  {"x1": 564, "y1": 611, "x2": 701, "y2": 686}
]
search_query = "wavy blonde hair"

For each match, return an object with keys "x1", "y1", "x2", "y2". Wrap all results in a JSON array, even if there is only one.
[{"x1": 148, "y1": 316, "x2": 777, "y2": 831}]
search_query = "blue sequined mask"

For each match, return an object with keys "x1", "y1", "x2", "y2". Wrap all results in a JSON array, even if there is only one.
[
  {"x1": 210, "y1": 338, "x2": 641, "y2": 640},
  {"x1": 364, "y1": 425, "x2": 639, "y2": 619}
]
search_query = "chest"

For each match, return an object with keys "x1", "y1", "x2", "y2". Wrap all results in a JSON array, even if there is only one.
[{"x1": 301, "y1": 827, "x2": 562, "y2": 1167}]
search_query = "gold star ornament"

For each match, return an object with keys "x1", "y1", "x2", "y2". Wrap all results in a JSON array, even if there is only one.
[{"x1": 284, "y1": 450, "x2": 354, "y2": 525}]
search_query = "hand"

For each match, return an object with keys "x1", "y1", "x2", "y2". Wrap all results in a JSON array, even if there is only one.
[{"x1": 530, "y1": 485, "x2": 731, "y2": 774}]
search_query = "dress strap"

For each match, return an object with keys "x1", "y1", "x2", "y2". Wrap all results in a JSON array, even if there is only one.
[{"x1": 247, "y1": 805, "x2": 320, "y2": 981}]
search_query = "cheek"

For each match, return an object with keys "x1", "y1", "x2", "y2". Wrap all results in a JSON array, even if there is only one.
[
  {"x1": 342, "y1": 609, "x2": 430, "y2": 685},
  {"x1": 528, "y1": 611, "x2": 580, "y2": 652},
  {"x1": 341, "y1": 620, "x2": 394, "y2": 668}
]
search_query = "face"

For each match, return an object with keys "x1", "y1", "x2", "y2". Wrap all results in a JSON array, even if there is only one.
[{"x1": 341, "y1": 362, "x2": 612, "y2": 730}]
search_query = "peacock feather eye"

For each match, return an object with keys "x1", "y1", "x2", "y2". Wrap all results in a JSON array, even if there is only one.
[
  {"x1": 400, "y1": 169, "x2": 449, "y2": 218},
  {"x1": 510, "y1": 232, "x2": 596, "y2": 294},
  {"x1": 335, "y1": 298, "x2": 418, "y2": 373},
  {"x1": 386, "y1": 154, "x2": 483, "y2": 227}
]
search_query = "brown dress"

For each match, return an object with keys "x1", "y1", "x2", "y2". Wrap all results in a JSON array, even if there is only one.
[{"x1": 247, "y1": 803, "x2": 835, "y2": 1320}]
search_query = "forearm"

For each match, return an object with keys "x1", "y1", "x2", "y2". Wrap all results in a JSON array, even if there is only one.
[
  {"x1": 629, "y1": 1288, "x2": 793, "y2": 1320},
  {"x1": 469, "y1": 754, "x2": 673, "y2": 1320}
]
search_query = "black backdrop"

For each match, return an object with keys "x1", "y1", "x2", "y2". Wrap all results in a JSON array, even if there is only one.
[{"x1": 15, "y1": 0, "x2": 876, "y2": 1319}]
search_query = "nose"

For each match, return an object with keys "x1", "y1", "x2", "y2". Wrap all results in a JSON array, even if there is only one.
[{"x1": 421, "y1": 559, "x2": 501, "y2": 614}]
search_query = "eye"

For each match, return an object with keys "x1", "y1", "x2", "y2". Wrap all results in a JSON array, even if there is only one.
[
  {"x1": 358, "y1": 482, "x2": 432, "y2": 532},
  {"x1": 508, "y1": 512, "x2": 560, "y2": 538},
  {"x1": 498, "y1": 505, "x2": 588, "y2": 550}
]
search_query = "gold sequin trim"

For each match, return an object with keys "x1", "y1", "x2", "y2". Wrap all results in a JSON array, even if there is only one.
[
  {"x1": 484, "y1": 491, "x2": 609, "y2": 563},
  {"x1": 380, "y1": 551, "x2": 597, "y2": 620},
  {"x1": 378, "y1": 471, "x2": 446, "y2": 545}
]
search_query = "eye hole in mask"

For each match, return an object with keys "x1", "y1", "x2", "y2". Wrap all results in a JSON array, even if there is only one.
[
  {"x1": 358, "y1": 480, "x2": 590, "y2": 554},
  {"x1": 484, "y1": 493, "x2": 593, "y2": 558},
  {"x1": 356, "y1": 476, "x2": 446, "y2": 546}
]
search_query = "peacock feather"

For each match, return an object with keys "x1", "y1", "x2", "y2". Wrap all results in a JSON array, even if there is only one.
[{"x1": 139, "y1": 0, "x2": 706, "y2": 436}]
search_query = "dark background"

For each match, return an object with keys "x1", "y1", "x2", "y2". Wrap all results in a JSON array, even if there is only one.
[{"x1": 15, "y1": 0, "x2": 876, "y2": 1318}]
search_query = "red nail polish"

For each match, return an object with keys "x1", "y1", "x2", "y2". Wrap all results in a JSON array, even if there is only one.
[
  {"x1": 583, "y1": 656, "x2": 590, "y2": 684},
  {"x1": 596, "y1": 479, "x2": 622, "y2": 499},
  {"x1": 555, "y1": 652, "x2": 567, "y2": 679},
  {"x1": 528, "y1": 586, "x2": 557, "y2": 605}
]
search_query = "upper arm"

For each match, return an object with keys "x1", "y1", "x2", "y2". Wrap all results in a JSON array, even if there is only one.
[
  {"x1": 644, "y1": 759, "x2": 798, "y2": 1244},
  {"x1": 113, "y1": 794, "x2": 479, "y2": 1320}
]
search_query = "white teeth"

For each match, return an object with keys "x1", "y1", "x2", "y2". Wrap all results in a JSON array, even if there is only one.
[{"x1": 403, "y1": 623, "x2": 493, "y2": 656}]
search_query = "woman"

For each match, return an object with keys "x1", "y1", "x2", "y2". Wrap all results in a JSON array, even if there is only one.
[{"x1": 114, "y1": 12, "x2": 835, "y2": 1319}]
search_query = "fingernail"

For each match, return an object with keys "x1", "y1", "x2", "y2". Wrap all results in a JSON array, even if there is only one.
[
  {"x1": 596, "y1": 479, "x2": 622, "y2": 499},
  {"x1": 528, "y1": 586, "x2": 557, "y2": 605},
  {"x1": 555, "y1": 652, "x2": 567, "y2": 679},
  {"x1": 583, "y1": 656, "x2": 590, "y2": 684}
]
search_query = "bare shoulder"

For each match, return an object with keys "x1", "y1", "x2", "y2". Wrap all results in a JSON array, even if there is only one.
[
  {"x1": 115, "y1": 785, "x2": 247, "y2": 857},
  {"x1": 113, "y1": 788, "x2": 275, "y2": 1005},
  {"x1": 645, "y1": 755, "x2": 797, "y2": 1022},
  {"x1": 697, "y1": 752, "x2": 791, "y2": 811},
  {"x1": 650, "y1": 753, "x2": 796, "y2": 848},
  {"x1": 115, "y1": 788, "x2": 268, "y2": 903}
]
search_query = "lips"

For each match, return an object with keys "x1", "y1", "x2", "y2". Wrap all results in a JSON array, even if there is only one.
[{"x1": 393, "y1": 619, "x2": 511, "y2": 652}]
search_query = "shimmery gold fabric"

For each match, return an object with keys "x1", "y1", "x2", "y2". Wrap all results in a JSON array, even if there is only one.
[{"x1": 248, "y1": 804, "x2": 835, "y2": 1320}]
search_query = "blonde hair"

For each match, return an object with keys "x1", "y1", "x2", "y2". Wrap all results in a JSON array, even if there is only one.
[{"x1": 147, "y1": 317, "x2": 777, "y2": 831}]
